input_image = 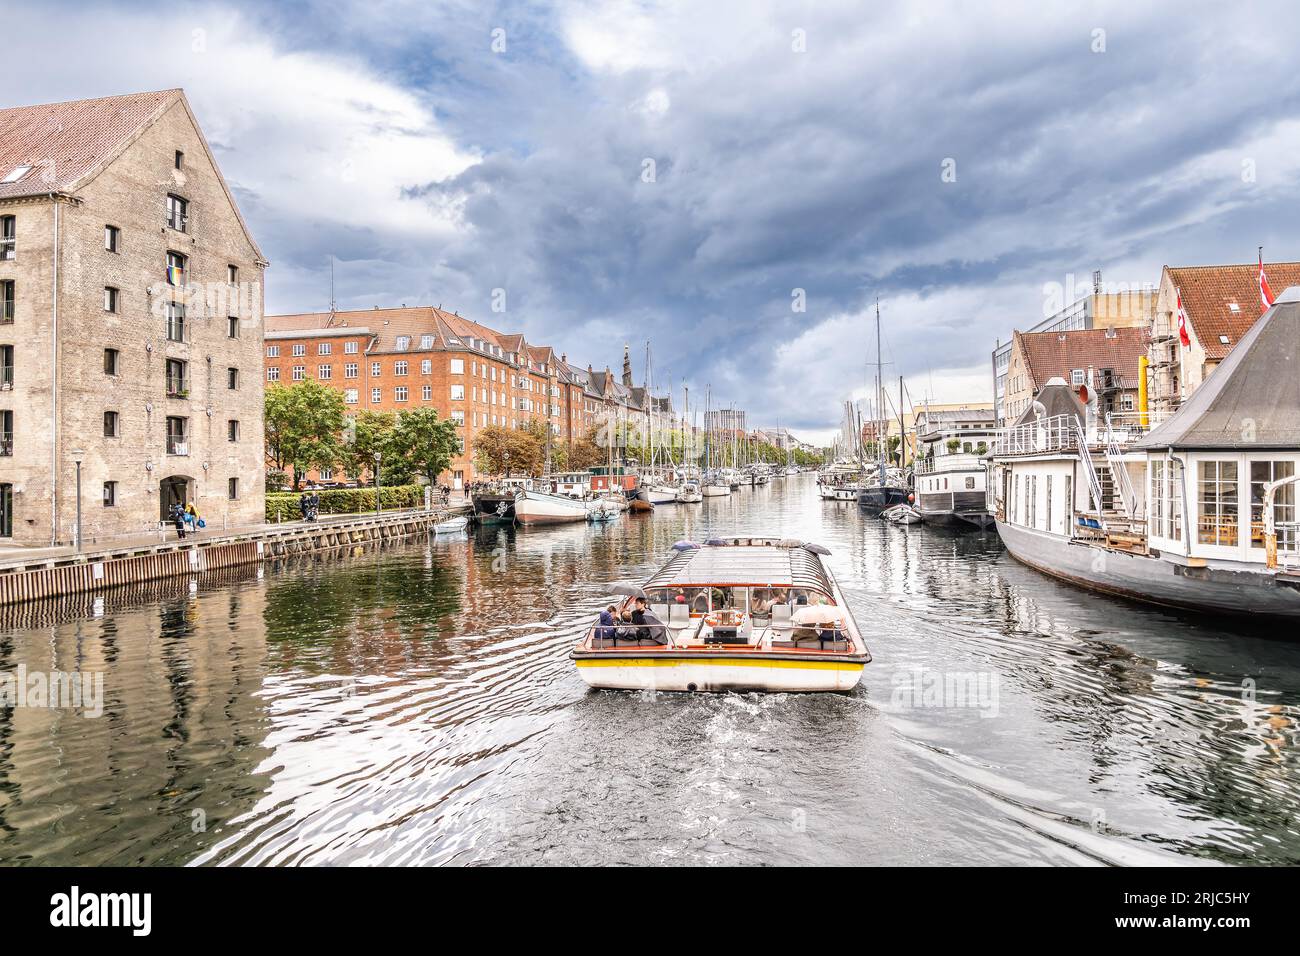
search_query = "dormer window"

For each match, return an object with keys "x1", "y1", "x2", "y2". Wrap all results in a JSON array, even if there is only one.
[
  {"x1": 1227, "y1": 302, "x2": 1240, "y2": 313},
  {"x1": 420, "y1": 334, "x2": 434, "y2": 349},
  {"x1": 1, "y1": 165, "x2": 32, "y2": 184},
  {"x1": 395, "y1": 336, "x2": 410, "y2": 351}
]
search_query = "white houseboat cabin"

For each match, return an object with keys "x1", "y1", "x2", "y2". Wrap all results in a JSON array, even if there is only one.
[{"x1": 990, "y1": 287, "x2": 1300, "y2": 619}]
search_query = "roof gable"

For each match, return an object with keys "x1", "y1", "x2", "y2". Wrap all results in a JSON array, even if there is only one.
[{"x1": 1166, "y1": 261, "x2": 1300, "y2": 360}]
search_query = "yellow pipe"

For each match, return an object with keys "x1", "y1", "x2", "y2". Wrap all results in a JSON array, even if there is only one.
[{"x1": 1138, "y1": 355, "x2": 1149, "y2": 428}]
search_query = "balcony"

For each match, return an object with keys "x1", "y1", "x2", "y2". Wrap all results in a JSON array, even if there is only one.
[{"x1": 916, "y1": 452, "x2": 987, "y2": 474}]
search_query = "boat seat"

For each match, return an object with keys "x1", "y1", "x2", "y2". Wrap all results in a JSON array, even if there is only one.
[
  {"x1": 770, "y1": 603, "x2": 794, "y2": 629},
  {"x1": 668, "y1": 603, "x2": 691, "y2": 627},
  {"x1": 651, "y1": 603, "x2": 669, "y2": 622}
]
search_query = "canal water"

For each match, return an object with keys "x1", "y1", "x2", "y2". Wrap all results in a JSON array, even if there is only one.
[{"x1": 2, "y1": 476, "x2": 1298, "y2": 866}]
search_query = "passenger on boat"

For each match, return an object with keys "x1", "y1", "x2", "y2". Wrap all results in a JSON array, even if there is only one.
[
  {"x1": 619, "y1": 597, "x2": 666, "y2": 644},
  {"x1": 597, "y1": 605, "x2": 617, "y2": 642}
]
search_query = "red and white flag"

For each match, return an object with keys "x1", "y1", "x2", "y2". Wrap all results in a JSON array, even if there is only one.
[
  {"x1": 1175, "y1": 288, "x2": 1191, "y2": 347},
  {"x1": 1259, "y1": 251, "x2": 1275, "y2": 314}
]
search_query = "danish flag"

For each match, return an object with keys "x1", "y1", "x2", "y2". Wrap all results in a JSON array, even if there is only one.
[
  {"x1": 1175, "y1": 288, "x2": 1191, "y2": 347},
  {"x1": 1259, "y1": 251, "x2": 1275, "y2": 314}
]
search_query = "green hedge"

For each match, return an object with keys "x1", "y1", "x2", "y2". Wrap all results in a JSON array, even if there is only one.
[{"x1": 266, "y1": 484, "x2": 426, "y2": 522}]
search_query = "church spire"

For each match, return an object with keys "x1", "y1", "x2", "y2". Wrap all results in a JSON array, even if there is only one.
[{"x1": 622, "y1": 343, "x2": 633, "y2": 387}]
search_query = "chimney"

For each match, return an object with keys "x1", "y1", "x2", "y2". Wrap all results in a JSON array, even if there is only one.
[{"x1": 1105, "y1": 326, "x2": 1116, "y2": 338}]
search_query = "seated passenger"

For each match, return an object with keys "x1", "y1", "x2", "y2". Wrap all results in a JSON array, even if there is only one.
[{"x1": 597, "y1": 605, "x2": 617, "y2": 641}]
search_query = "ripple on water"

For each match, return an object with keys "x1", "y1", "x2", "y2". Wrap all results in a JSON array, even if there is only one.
[{"x1": 1, "y1": 478, "x2": 1298, "y2": 865}]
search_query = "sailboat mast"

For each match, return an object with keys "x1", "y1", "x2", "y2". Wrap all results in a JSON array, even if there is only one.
[{"x1": 876, "y1": 299, "x2": 886, "y2": 480}]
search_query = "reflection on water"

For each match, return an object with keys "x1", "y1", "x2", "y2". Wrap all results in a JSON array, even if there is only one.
[{"x1": 1, "y1": 480, "x2": 1298, "y2": 865}]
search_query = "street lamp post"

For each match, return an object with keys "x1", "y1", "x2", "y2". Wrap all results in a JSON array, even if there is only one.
[
  {"x1": 71, "y1": 448, "x2": 85, "y2": 551},
  {"x1": 373, "y1": 451, "x2": 382, "y2": 517}
]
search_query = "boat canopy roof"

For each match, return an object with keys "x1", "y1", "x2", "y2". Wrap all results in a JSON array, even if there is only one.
[{"x1": 644, "y1": 542, "x2": 833, "y2": 593}]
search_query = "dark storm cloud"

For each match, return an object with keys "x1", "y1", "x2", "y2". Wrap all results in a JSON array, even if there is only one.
[{"x1": 18, "y1": 0, "x2": 1300, "y2": 435}]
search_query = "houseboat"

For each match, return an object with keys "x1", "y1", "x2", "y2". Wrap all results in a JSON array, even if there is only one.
[
  {"x1": 570, "y1": 538, "x2": 871, "y2": 692},
  {"x1": 913, "y1": 407, "x2": 998, "y2": 529},
  {"x1": 989, "y1": 290, "x2": 1300, "y2": 619}
]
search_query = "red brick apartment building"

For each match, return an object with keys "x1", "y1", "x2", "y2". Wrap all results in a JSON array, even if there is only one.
[{"x1": 264, "y1": 306, "x2": 596, "y2": 488}]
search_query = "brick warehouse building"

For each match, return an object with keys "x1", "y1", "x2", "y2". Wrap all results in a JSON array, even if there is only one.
[
  {"x1": 0, "y1": 90, "x2": 267, "y2": 546},
  {"x1": 264, "y1": 306, "x2": 605, "y2": 488}
]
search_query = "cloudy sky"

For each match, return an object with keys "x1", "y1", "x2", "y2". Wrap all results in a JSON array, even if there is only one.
[{"x1": 16, "y1": 0, "x2": 1300, "y2": 442}]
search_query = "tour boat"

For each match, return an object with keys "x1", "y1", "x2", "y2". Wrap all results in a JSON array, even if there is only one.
[
  {"x1": 571, "y1": 538, "x2": 870, "y2": 692},
  {"x1": 513, "y1": 488, "x2": 590, "y2": 525},
  {"x1": 676, "y1": 483, "x2": 703, "y2": 503}
]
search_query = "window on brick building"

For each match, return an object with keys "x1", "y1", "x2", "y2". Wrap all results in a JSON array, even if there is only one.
[
  {"x1": 166, "y1": 194, "x2": 188, "y2": 232},
  {"x1": 421, "y1": 359, "x2": 431, "y2": 374},
  {"x1": 267, "y1": 367, "x2": 280, "y2": 381},
  {"x1": 103, "y1": 410, "x2": 119, "y2": 438},
  {"x1": 450, "y1": 384, "x2": 465, "y2": 401},
  {"x1": 451, "y1": 410, "x2": 464, "y2": 426},
  {"x1": 292, "y1": 343, "x2": 306, "y2": 356},
  {"x1": 227, "y1": 264, "x2": 238, "y2": 284},
  {"x1": 104, "y1": 224, "x2": 119, "y2": 253},
  {"x1": 228, "y1": 419, "x2": 240, "y2": 442},
  {"x1": 227, "y1": 316, "x2": 239, "y2": 338},
  {"x1": 345, "y1": 389, "x2": 358, "y2": 404},
  {"x1": 394, "y1": 361, "x2": 408, "y2": 376},
  {"x1": 371, "y1": 362, "x2": 381, "y2": 376},
  {"x1": 104, "y1": 287, "x2": 119, "y2": 312},
  {"x1": 318, "y1": 342, "x2": 331, "y2": 355},
  {"x1": 292, "y1": 366, "x2": 305, "y2": 381},
  {"x1": 422, "y1": 385, "x2": 432, "y2": 401},
  {"x1": 371, "y1": 387, "x2": 381, "y2": 403},
  {"x1": 450, "y1": 358, "x2": 464, "y2": 375},
  {"x1": 103, "y1": 481, "x2": 117, "y2": 507},
  {"x1": 266, "y1": 345, "x2": 279, "y2": 357},
  {"x1": 318, "y1": 365, "x2": 332, "y2": 380},
  {"x1": 227, "y1": 367, "x2": 240, "y2": 389},
  {"x1": 395, "y1": 336, "x2": 410, "y2": 351},
  {"x1": 175, "y1": 150, "x2": 184, "y2": 170},
  {"x1": 395, "y1": 386, "x2": 408, "y2": 402},
  {"x1": 344, "y1": 363, "x2": 358, "y2": 378},
  {"x1": 104, "y1": 348, "x2": 120, "y2": 375},
  {"x1": 344, "y1": 341, "x2": 358, "y2": 354},
  {"x1": 228, "y1": 477, "x2": 240, "y2": 500},
  {"x1": 1, "y1": 215, "x2": 15, "y2": 260},
  {"x1": 420, "y1": 335, "x2": 434, "y2": 349}
]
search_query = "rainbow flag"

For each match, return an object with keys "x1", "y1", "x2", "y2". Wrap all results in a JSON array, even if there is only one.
[{"x1": 167, "y1": 264, "x2": 184, "y2": 286}]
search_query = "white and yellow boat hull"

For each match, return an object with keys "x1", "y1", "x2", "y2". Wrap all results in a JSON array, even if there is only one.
[{"x1": 572, "y1": 653, "x2": 866, "y2": 693}]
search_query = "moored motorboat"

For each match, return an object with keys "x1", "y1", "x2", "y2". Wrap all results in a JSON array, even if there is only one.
[
  {"x1": 433, "y1": 515, "x2": 470, "y2": 533},
  {"x1": 571, "y1": 538, "x2": 870, "y2": 692}
]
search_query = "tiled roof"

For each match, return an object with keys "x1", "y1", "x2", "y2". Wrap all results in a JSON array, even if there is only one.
[
  {"x1": 266, "y1": 306, "x2": 443, "y2": 353},
  {"x1": 0, "y1": 89, "x2": 179, "y2": 200},
  {"x1": 1166, "y1": 261, "x2": 1300, "y2": 360},
  {"x1": 1018, "y1": 325, "x2": 1149, "y2": 389}
]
